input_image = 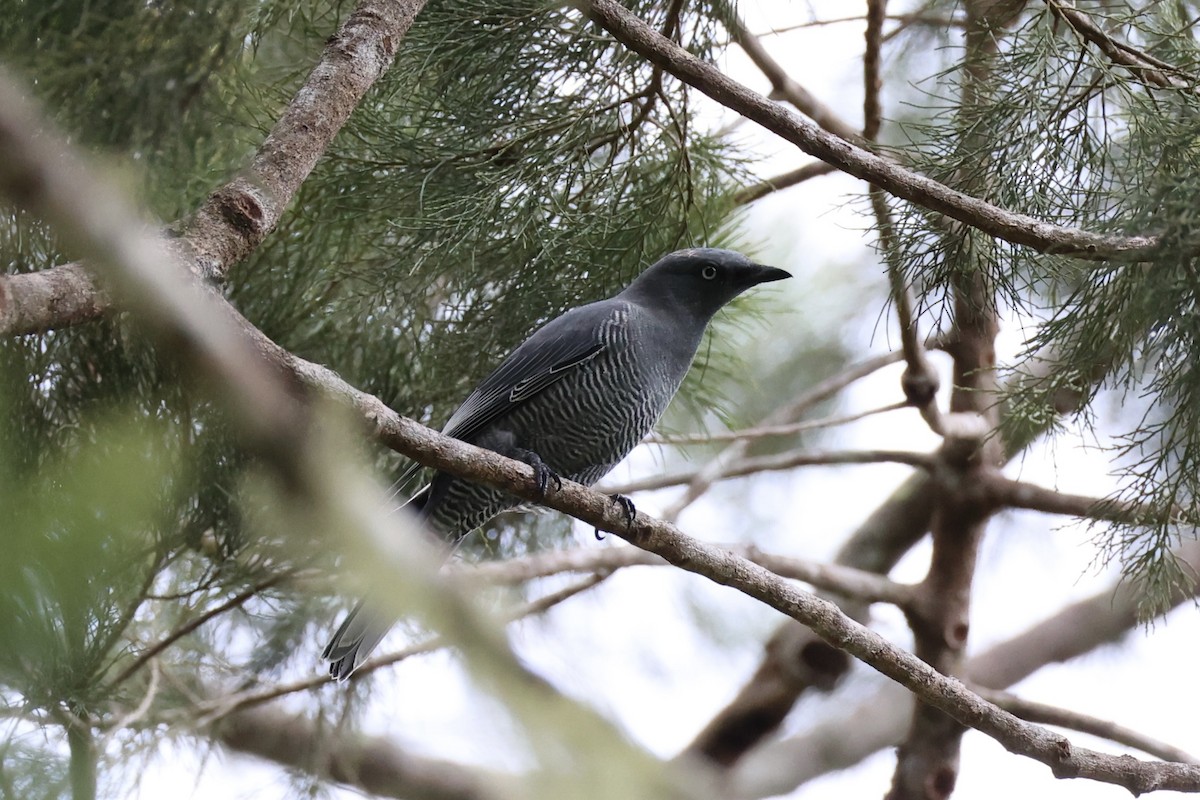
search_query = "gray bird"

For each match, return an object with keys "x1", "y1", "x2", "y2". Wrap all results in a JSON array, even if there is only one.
[{"x1": 322, "y1": 247, "x2": 790, "y2": 679}]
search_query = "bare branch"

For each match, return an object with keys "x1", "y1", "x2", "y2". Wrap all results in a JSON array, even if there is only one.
[
  {"x1": 645, "y1": 401, "x2": 908, "y2": 445},
  {"x1": 983, "y1": 475, "x2": 1156, "y2": 524},
  {"x1": 660, "y1": 349, "x2": 907, "y2": 520},
  {"x1": 604, "y1": 447, "x2": 935, "y2": 495},
  {"x1": 976, "y1": 688, "x2": 1200, "y2": 766},
  {"x1": 214, "y1": 703, "x2": 512, "y2": 800},
  {"x1": 579, "y1": 0, "x2": 1169, "y2": 261},
  {"x1": 733, "y1": 161, "x2": 837, "y2": 205}
]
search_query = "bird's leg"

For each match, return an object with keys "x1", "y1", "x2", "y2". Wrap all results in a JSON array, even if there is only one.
[{"x1": 595, "y1": 494, "x2": 637, "y2": 540}]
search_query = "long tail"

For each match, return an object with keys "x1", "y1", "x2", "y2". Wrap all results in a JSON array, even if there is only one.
[{"x1": 322, "y1": 483, "x2": 431, "y2": 681}]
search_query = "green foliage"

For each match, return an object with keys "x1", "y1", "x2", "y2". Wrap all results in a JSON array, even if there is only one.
[
  {"x1": 0, "y1": 388, "x2": 177, "y2": 723},
  {"x1": 0, "y1": 0, "x2": 755, "y2": 747},
  {"x1": 886, "y1": 3, "x2": 1200, "y2": 610}
]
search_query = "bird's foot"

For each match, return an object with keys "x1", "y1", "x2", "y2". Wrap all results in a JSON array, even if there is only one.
[
  {"x1": 513, "y1": 448, "x2": 562, "y2": 499},
  {"x1": 612, "y1": 494, "x2": 637, "y2": 527},
  {"x1": 595, "y1": 494, "x2": 637, "y2": 540}
]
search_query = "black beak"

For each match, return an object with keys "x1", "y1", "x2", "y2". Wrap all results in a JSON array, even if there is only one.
[{"x1": 748, "y1": 264, "x2": 792, "y2": 285}]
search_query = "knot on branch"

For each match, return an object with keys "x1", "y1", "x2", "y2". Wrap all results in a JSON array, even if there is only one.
[
  {"x1": 214, "y1": 184, "x2": 267, "y2": 238},
  {"x1": 902, "y1": 363, "x2": 940, "y2": 407}
]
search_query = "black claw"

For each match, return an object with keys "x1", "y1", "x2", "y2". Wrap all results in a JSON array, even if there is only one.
[
  {"x1": 530, "y1": 460, "x2": 562, "y2": 499},
  {"x1": 611, "y1": 494, "x2": 637, "y2": 528},
  {"x1": 595, "y1": 494, "x2": 635, "y2": 540}
]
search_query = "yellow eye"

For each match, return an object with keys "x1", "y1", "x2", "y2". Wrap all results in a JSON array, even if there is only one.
[{"x1": 701, "y1": 265, "x2": 718, "y2": 280}]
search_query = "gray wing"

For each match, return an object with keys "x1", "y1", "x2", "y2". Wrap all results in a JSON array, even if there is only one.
[{"x1": 440, "y1": 301, "x2": 615, "y2": 443}]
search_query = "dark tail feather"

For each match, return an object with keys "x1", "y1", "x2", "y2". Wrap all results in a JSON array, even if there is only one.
[
  {"x1": 322, "y1": 484, "x2": 432, "y2": 681},
  {"x1": 322, "y1": 599, "x2": 392, "y2": 681}
]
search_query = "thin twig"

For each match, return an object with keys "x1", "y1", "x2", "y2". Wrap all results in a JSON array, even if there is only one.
[
  {"x1": 105, "y1": 660, "x2": 161, "y2": 732},
  {"x1": 108, "y1": 574, "x2": 288, "y2": 689},
  {"x1": 193, "y1": 573, "x2": 609, "y2": 725},
  {"x1": 467, "y1": 544, "x2": 915, "y2": 607},
  {"x1": 606, "y1": 447, "x2": 935, "y2": 495},
  {"x1": 659, "y1": 349, "x2": 907, "y2": 520},
  {"x1": 864, "y1": 0, "x2": 945, "y2": 436},
  {"x1": 750, "y1": 12, "x2": 966, "y2": 40},
  {"x1": 646, "y1": 401, "x2": 908, "y2": 445},
  {"x1": 734, "y1": 161, "x2": 838, "y2": 205},
  {"x1": 976, "y1": 688, "x2": 1200, "y2": 765}
]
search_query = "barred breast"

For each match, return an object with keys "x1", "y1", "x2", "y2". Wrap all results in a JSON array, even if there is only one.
[{"x1": 426, "y1": 301, "x2": 699, "y2": 539}]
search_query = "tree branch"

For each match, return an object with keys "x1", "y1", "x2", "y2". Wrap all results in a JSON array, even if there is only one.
[
  {"x1": 733, "y1": 161, "x2": 838, "y2": 205},
  {"x1": 603, "y1": 446, "x2": 934, "y2": 495},
  {"x1": 976, "y1": 688, "x2": 1200, "y2": 766},
  {"x1": 728, "y1": 535, "x2": 1200, "y2": 797},
  {"x1": 579, "y1": 0, "x2": 1169, "y2": 261},
  {"x1": 645, "y1": 401, "x2": 908, "y2": 445},
  {"x1": 1045, "y1": 0, "x2": 1200, "y2": 92},
  {"x1": 213, "y1": 703, "x2": 511, "y2": 800},
  {"x1": 0, "y1": 0, "x2": 428, "y2": 337}
]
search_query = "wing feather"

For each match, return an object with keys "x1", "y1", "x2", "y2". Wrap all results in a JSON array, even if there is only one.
[{"x1": 441, "y1": 302, "x2": 615, "y2": 442}]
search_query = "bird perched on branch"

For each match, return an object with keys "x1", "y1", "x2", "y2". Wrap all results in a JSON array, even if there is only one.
[{"x1": 323, "y1": 247, "x2": 790, "y2": 680}]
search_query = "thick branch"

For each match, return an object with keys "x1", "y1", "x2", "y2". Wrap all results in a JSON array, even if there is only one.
[
  {"x1": 729, "y1": 535, "x2": 1200, "y2": 797},
  {"x1": 580, "y1": 0, "x2": 1167, "y2": 261},
  {"x1": 0, "y1": 0, "x2": 428, "y2": 337},
  {"x1": 214, "y1": 704, "x2": 509, "y2": 800}
]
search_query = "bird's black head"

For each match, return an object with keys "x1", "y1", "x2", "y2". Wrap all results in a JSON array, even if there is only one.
[{"x1": 619, "y1": 248, "x2": 791, "y2": 323}]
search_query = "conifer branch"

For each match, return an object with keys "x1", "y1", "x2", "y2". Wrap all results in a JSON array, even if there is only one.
[
  {"x1": 1045, "y1": 0, "x2": 1200, "y2": 92},
  {"x1": 728, "y1": 535, "x2": 1200, "y2": 796},
  {"x1": 0, "y1": 0, "x2": 428, "y2": 337},
  {"x1": 580, "y1": 0, "x2": 1172, "y2": 262}
]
